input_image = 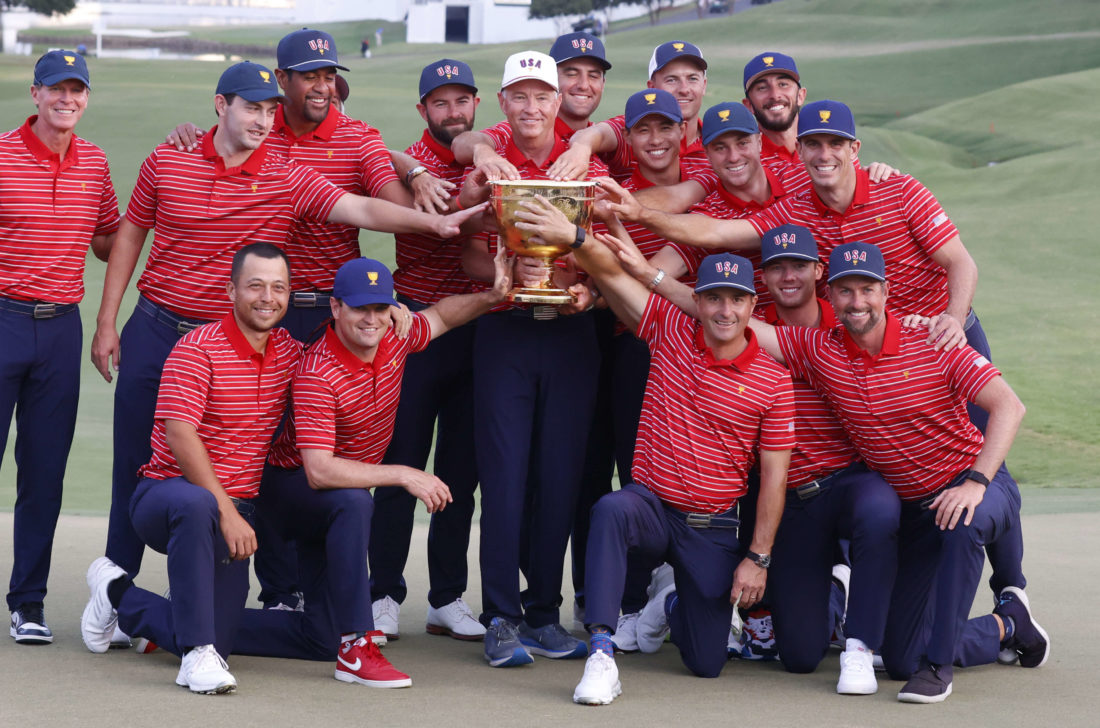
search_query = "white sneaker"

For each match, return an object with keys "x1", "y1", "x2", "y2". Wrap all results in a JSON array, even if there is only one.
[
  {"x1": 426, "y1": 598, "x2": 486, "y2": 641},
  {"x1": 573, "y1": 650, "x2": 621, "y2": 705},
  {"x1": 610, "y1": 612, "x2": 640, "y2": 653},
  {"x1": 372, "y1": 596, "x2": 400, "y2": 640},
  {"x1": 176, "y1": 644, "x2": 237, "y2": 694},
  {"x1": 635, "y1": 564, "x2": 675, "y2": 653},
  {"x1": 837, "y1": 639, "x2": 878, "y2": 695},
  {"x1": 81, "y1": 557, "x2": 127, "y2": 653}
]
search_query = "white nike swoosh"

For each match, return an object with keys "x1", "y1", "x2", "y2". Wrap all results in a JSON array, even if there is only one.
[{"x1": 337, "y1": 656, "x2": 362, "y2": 671}]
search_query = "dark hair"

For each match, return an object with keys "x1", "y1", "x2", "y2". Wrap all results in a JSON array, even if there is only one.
[{"x1": 231, "y1": 243, "x2": 290, "y2": 284}]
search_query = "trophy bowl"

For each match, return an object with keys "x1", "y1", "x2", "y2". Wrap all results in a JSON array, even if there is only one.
[{"x1": 489, "y1": 179, "x2": 596, "y2": 304}]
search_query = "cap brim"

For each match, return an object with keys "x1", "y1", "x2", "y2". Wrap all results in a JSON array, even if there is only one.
[
  {"x1": 420, "y1": 83, "x2": 478, "y2": 102},
  {"x1": 235, "y1": 90, "x2": 286, "y2": 102},
  {"x1": 693, "y1": 281, "x2": 756, "y2": 295},
  {"x1": 797, "y1": 127, "x2": 856, "y2": 140},
  {"x1": 744, "y1": 68, "x2": 799, "y2": 90},
  {"x1": 340, "y1": 294, "x2": 398, "y2": 308},
  {"x1": 501, "y1": 76, "x2": 558, "y2": 92},
  {"x1": 281, "y1": 60, "x2": 350, "y2": 72},
  {"x1": 554, "y1": 53, "x2": 611, "y2": 70},
  {"x1": 762, "y1": 252, "x2": 819, "y2": 265},
  {"x1": 702, "y1": 127, "x2": 757, "y2": 146},
  {"x1": 37, "y1": 71, "x2": 90, "y2": 89},
  {"x1": 827, "y1": 270, "x2": 885, "y2": 284},
  {"x1": 626, "y1": 109, "x2": 681, "y2": 129},
  {"x1": 653, "y1": 55, "x2": 707, "y2": 76}
]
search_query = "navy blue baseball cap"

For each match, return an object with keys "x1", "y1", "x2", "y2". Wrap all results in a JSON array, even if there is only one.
[
  {"x1": 34, "y1": 50, "x2": 91, "y2": 88},
  {"x1": 827, "y1": 242, "x2": 886, "y2": 283},
  {"x1": 418, "y1": 59, "x2": 478, "y2": 102},
  {"x1": 624, "y1": 89, "x2": 681, "y2": 129},
  {"x1": 648, "y1": 41, "x2": 707, "y2": 78},
  {"x1": 549, "y1": 32, "x2": 611, "y2": 70},
  {"x1": 277, "y1": 28, "x2": 349, "y2": 72},
  {"x1": 760, "y1": 224, "x2": 819, "y2": 265},
  {"x1": 333, "y1": 258, "x2": 398, "y2": 307},
  {"x1": 798, "y1": 100, "x2": 857, "y2": 140},
  {"x1": 695, "y1": 253, "x2": 755, "y2": 295},
  {"x1": 743, "y1": 51, "x2": 799, "y2": 90},
  {"x1": 701, "y1": 102, "x2": 759, "y2": 146},
  {"x1": 216, "y1": 61, "x2": 285, "y2": 102}
]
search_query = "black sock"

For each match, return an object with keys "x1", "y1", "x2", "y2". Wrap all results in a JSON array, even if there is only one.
[{"x1": 106, "y1": 575, "x2": 133, "y2": 609}]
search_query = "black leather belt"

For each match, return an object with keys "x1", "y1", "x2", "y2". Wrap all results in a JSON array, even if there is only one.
[
  {"x1": 291, "y1": 291, "x2": 332, "y2": 308},
  {"x1": 0, "y1": 297, "x2": 77, "y2": 320},
  {"x1": 136, "y1": 296, "x2": 210, "y2": 336},
  {"x1": 787, "y1": 469, "x2": 843, "y2": 503},
  {"x1": 665, "y1": 505, "x2": 740, "y2": 530}
]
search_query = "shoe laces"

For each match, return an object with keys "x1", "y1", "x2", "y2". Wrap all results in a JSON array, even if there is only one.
[
  {"x1": 376, "y1": 597, "x2": 399, "y2": 620},
  {"x1": 617, "y1": 612, "x2": 639, "y2": 629},
  {"x1": 446, "y1": 598, "x2": 476, "y2": 619},
  {"x1": 16, "y1": 603, "x2": 45, "y2": 625},
  {"x1": 489, "y1": 618, "x2": 520, "y2": 641},
  {"x1": 192, "y1": 645, "x2": 229, "y2": 673},
  {"x1": 841, "y1": 649, "x2": 872, "y2": 673}
]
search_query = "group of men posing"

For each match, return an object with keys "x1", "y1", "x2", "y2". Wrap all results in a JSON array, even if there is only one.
[{"x1": 2, "y1": 26, "x2": 1048, "y2": 706}]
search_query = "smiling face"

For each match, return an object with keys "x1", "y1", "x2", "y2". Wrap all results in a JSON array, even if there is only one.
[
  {"x1": 797, "y1": 133, "x2": 861, "y2": 192},
  {"x1": 418, "y1": 84, "x2": 479, "y2": 146},
  {"x1": 498, "y1": 79, "x2": 561, "y2": 145},
  {"x1": 693, "y1": 287, "x2": 756, "y2": 355},
  {"x1": 829, "y1": 276, "x2": 887, "y2": 337},
  {"x1": 705, "y1": 131, "x2": 763, "y2": 191},
  {"x1": 330, "y1": 300, "x2": 393, "y2": 360},
  {"x1": 30, "y1": 79, "x2": 88, "y2": 134},
  {"x1": 625, "y1": 114, "x2": 684, "y2": 177},
  {"x1": 276, "y1": 67, "x2": 337, "y2": 126},
  {"x1": 743, "y1": 72, "x2": 805, "y2": 133},
  {"x1": 227, "y1": 253, "x2": 290, "y2": 336},
  {"x1": 215, "y1": 94, "x2": 279, "y2": 155},
  {"x1": 556, "y1": 57, "x2": 605, "y2": 125},
  {"x1": 648, "y1": 59, "x2": 707, "y2": 125},
  {"x1": 762, "y1": 258, "x2": 823, "y2": 309}
]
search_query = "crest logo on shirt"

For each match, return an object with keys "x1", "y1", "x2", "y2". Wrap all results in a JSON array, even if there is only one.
[
  {"x1": 251, "y1": 183, "x2": 258, "y2": 193},
  {"x1": 903, "y1": 371, "x2": 910, "y2": 379},
  {"x1": 738, "y1": 385, "x2": 745, "y2": 394},
  {"x1": 437, "y1": 64, "x2": 460, "y2": 80},
  {"x1": 308, "y1": 38, "x2": 331, "y2": 55},
  {"x1": 367, "y1": 271, "x2": 379, "y2": 286},
  {"x1": 259, "y1": 70, "x2": 272, "y2": 84},
  {"x1": 673, "y1": 43, "x2": 685, "y2": 52},
  {"x1": 843, "y1": 249, "x2": 868, "y2": 265},
  {"x1": 771, "y1": 230, "x2": 796, "y2": 249},
  {"x1": 644, "y1": 93, "x2": 657, "y2": 105},
  {"x1": 819, "y1": 110, "x2": 832, "y2": 124},
  {"x1": 81, "y1": 182, "x2": 87, "y2": 191},
  {"x1": 762, "y1": 56, "x2": 774, "y2": 67},
  {"x1": 64, "y1": 55, "x2": 76, "y2": 66},
  {"x1": 572, "y1": 38, "x2": 594, "y2": 53},
  {"x1": 876, "y1": 216, "x2": 883, "y2": 225},
  {"x1": 715, "y1": 260, "x2": 739, "y2": 278},
  {"x1": 718, "y1": 109, "x2": 731, "y2": 122},
  {"x1": 327, "y1": 150, "x2": 333, "y2": 159}
]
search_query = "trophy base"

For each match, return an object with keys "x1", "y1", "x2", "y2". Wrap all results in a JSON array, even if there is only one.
[{"x1": 509, "y1": 287, "x2": 575, "y2": 305}]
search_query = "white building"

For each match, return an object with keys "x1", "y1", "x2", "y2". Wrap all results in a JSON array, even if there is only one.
[{"x1": 406, "y1": 0, "x2": 649, "y2": 45}]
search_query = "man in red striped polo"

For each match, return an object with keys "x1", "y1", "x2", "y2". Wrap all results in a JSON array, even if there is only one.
[
  {"x1": 1, "y1": 50, "x2": 120, "y2": 645},
  {"x1": 746, "y1": 241, "x2": 1048, "y2": 703},
  {"x1": 89, "y1": 60, "x2": 482, "y2": 591},
  {"x1": 80, "y1": 243, "x2": 301, "y2": 694}
]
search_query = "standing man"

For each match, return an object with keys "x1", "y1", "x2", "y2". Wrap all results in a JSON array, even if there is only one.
[
  {"x1": 2, "y1": 50, "x2": 120, "y2": 644},
  {"x1": 90, "y1": 60, "x2": 481, "y2": 589},
  {"x1": 746, "y1": 242, "x2": 1048, "y2": 703},
  {"x1": 367, "y1": 59, "x2": 487, "y2": 642},
  {"x1": 80, "y1": 244, "x2": 301, "y2": 694},
  {"x1": 456, "y1": 51, "x2": 607, "y2": 668}
]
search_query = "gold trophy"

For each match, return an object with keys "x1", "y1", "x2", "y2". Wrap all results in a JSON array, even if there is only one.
[{"x1": 489, "y1": 179, "x2": 596, "y2": 304}]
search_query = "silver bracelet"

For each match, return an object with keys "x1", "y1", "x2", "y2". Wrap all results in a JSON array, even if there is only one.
[{"x1": 648, "y1": 268, "x2": 666, "y2": 290}]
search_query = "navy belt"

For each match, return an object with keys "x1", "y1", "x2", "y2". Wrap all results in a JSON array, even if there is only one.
[
  {"x1": 665, "y1": 504, "x2": 740, "y2": 530},
  {"x1": 228, "y1": 496, "x2": 256, "y2": 517},
  {"x1": 787, "y1": 468, "x2": 845, "y2": 503},
  {"x1": 0, "y1": 296, "x2": 77, "y2": 320},
  {"x1": 136, "y1": 296, "x2": 210, "y2": 336},
  {"x1": 506, "y1": 305, "x2": 562, "y2": 321},
  {"x1": 291, "y1": 291, "x2": 332, "y2": 308}
]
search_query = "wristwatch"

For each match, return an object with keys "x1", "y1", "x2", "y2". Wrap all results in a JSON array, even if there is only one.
[
  {"x1": 405, "y1": 165, "x2": 427, "y2": 186},
  {"x1": 745, "y1": 550, "x2": 771, "y2": 569},
  {"x1": 569, "y1": 225, "x2": 586, "y2": 249},
  {"x1": 960, "y1": 469, "x2": 990, "y2": 487}
]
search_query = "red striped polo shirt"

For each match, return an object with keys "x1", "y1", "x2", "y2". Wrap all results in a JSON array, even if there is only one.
[
  {"x1": 632, "y1": 294, "x2": 795, "y2": 513},
  {"x1": 141, "y1": 314, "x2": 302, "y2": 498},
  {"x1": 393, "y1": 129, "x2": 477, "y2": 305},
  {"x1": 775, "y1": 312, "x2": 1000, "y2": 501},
  {"x1": 0, "y1": 116, "x2": 121, "y2": 304},
  {"x1": 748, "y1": 170, "x2": 959, "y2": 318},
  {"x1": 268, "y1": 315, "x2": 433, "y2": 468},
  {"x1": 690, "y1": 165, "x2": 792, "y2": 309},
  {"x1": 126, "y1": 128, "x2": 347, "y2": 320},
  {"x1": 759, "y1": 134, "x2": 811, "y2": 195},
  {"x1": 265, "y1": 106, "x2": 399, "y2": 292},
  {"x1": 756, "y1": 299, "x2": 859, "y2": 487}
]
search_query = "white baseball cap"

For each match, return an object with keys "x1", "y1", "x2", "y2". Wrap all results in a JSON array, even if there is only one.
[{"x1": 501, "y1": 51, "x2": 559, "y2": 91}]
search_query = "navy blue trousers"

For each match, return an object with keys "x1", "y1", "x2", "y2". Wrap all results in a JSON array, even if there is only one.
[
  {"x1": 770, "y1": 463, "x2": 900, "y2": 673},
  {"x1": 474, "y1": 310, "x2": 598, "y2": 628},
  {"x1": 234, "y1": 465, "x2": 374, "y2": 661},
  {"x1": 117, "y1": 477, "x2": 252, "y2": 657},
  {"x1": 369, "y1": 317, "x2": 479, "y2": 609},
  {"x1": 882, "y1": 464, "x2": 1020, "y2": 679},
  {"x1": 586, "y1": 483, "x2": 740, "y2": 678},
  {"x1": 106, "y1": 297, "x2": 210, "y2": 577},
  {"x1": 0, "y1": 303, "x2": 80, "y2": 610}
]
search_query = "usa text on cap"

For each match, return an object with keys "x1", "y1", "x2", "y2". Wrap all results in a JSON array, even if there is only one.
[
  {"x1": 695, "y1": 253, "x2": 755, "y2": 295},
  {"x1": 797, "y1": 100, "x2": 856, "y2": 140},
  {"x1": 419, "y1": 59, "x2": 478, "y2": 102},
  {"x1": 701, "y1": 102, "x2": 759, "y2": 146},
  {"x1": 827, "y1": 242, "x2": 886, "y2": 283},
  {"x1": 760, "y1": 224, "x2": 819, "y2": 265},
  {"x1": 333, "y1": 258, "x2": 398, "y2": 308},
  {"x1": 549, "y1": 32, "x2": 611, "y2": 70},
  {"x1": 277, "y1": 28, "x2": 349, "y2": 72},
  {"x1": 34, "y1": 50, "x2": 91, "y2": 89},
  {"x1": 648, "y1": 41, "x2": 707, "y2": 78},
  {"x1": 216, "y1": 61, "x2": 285, "y2": 103},
  {"x1": 625, "y1": 89, "x2": 682, "y2": 129},
  {"x1": 743, "y1": 52, "x2": 799, "y2": 90},
  {"x1": 501, "y1": 51, "x2": 559, "y2": 91}
]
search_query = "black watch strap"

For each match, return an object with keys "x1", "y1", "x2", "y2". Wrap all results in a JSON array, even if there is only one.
[
  {"x1": 961, "y1": 469, "x2": 990, "y2": 487},
  {"x1": 569, "y1": 225, "x2": 586, "y2": 249}
]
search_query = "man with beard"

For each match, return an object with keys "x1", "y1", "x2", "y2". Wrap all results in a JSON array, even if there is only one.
[{"x1": 367, "y1": 59, "x2": 487, "y2": 643}]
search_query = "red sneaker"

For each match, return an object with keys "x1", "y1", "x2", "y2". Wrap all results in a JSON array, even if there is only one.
[
  {"x1": 334, "y1": 637, "x2": 412, "y2": 688},
  {"x1": 367, "y1": 629, "x2": 387, "y2": 647}
]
